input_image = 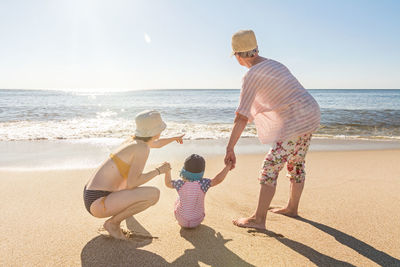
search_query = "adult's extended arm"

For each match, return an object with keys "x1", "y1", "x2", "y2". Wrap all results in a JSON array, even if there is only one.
[
  {"x1": 125, "y1": 147, "x2": 152, "y2": 189},
  {"x1": 126, "y1": 144, "x2": 170, "y2": 189},
  {"x1": 149, "y1": 134, "x2": 184, "y2": 148},
  {"x1": 225, "y1": 113, "x2": 248, "y2": 169}
]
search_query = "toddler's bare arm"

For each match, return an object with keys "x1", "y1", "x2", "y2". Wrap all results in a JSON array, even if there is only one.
[
  {"x1": 164, "y1": 169, "x2": 174, "y2": 188},
  {"x1": 210, "y1": 163, "x2": 232, "y2": 187}
]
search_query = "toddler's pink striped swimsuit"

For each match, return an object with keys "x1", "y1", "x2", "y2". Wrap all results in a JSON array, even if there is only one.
[{"x1": 172, "y1": 178, "x2": 211, "y2": 228}]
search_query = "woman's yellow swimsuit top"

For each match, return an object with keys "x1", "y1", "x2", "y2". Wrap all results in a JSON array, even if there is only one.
[{"x1": 110, "y1": 153, "x2": 130, "y2": 179}]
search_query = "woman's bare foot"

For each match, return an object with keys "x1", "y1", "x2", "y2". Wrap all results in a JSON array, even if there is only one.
[
  {"x1": 270, "y1": 207, "x2": 298, "y2": 217},
  {"x1": 232, "y1": 216, "x2": 266, "y2": 230},
  {"x1": 103, "y1": 219, "x2": 127, "y2": 240}
]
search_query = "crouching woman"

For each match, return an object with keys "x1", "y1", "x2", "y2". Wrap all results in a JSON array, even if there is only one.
[{"x1": 83, "y1": 110, "x2": 183, "y2": 239}]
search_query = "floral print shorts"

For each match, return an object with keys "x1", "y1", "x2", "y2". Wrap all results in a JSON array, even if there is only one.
[{"x1": 260, "y1": 133, "x2": 312, "y2": 186}]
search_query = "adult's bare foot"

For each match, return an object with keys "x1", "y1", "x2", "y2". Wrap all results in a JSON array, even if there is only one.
[
  {"x1": 103, "y1": 219, "x2": 127, "y2": 240},
  {"x1": 232, "y1": 216, "x2": 266, "y2": 230},
  {"x1": 270, "y1": 207, "x2": 298, "y2": 217}
]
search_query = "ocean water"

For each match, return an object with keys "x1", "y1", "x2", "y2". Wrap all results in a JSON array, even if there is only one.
[{"x1": 1, "y1": 89, "x2": 400, "y2": 142}]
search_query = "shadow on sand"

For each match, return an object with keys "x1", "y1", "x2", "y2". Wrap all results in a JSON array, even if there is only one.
[
  {"x1": 81, "y1": 216, "x2": 394, "y2": 266},
  {"x1": 296, "y1": 216, "x2": 400, "y2": 266},
  {"x1": 247, "y1": 228, "x2": 356, "y2": 267},
  {"x1": 81, "y1": 220, "x2": 254, "y2": 267},
  {"x1": 81, "y1": 217, "x2": 168, "y2": 267},
  {"x1": 171, "y1": 225, "x2": 255, "y2": 267}
]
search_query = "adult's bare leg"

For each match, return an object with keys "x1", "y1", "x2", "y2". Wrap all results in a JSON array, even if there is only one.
[
  {"x1": 90, "y1": 186, "x2": 160, "y2": 239},
  {"x1": 271, "y1": 134, "x2": 310, "y2": 217},
  {"x1": 270, "y1": 180, "x2": 304, "y2": 217},
  {"x1": 104, "y1": 198, "x2": 158, "y2": 239},
  {"x1": 233, "y1": 184, "x2": 276, "y2": 230}
]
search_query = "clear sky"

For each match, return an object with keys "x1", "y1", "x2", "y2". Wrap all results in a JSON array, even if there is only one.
[{"x1": 0, "y1": 0, "x2": 399, "y2": 90}]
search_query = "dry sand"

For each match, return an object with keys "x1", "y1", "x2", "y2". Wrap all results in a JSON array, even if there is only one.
[{"x1": 1, "y1": 150, "x2": 400, "y2": 266}]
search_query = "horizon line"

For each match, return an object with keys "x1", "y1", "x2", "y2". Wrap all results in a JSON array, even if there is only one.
[{"x1": 1, "y1": 88, "x2": 399, "y2": 92}]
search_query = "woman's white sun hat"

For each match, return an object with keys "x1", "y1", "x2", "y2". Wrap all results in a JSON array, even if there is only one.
[{"x1": 135, "y1": 110, "x2": 167, "y2": 137}]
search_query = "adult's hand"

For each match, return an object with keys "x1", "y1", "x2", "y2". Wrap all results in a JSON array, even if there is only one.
[
  {"x1": 225, "y1": 113, "x2": 248, "y2": 171},
  {"x1": 158, "y1": 162, "x2": 171, "y2": 174},
  {"x1": 174, "y1": 134, "x2": 185, "y2": 144},
  {"x1": 224, "y1": 149, "x2": 236, "y2": 170}
]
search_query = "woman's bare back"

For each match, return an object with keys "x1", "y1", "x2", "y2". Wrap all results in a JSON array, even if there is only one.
[{"x1": 86, "y1": 141, "x2": 149, "y2": 191}]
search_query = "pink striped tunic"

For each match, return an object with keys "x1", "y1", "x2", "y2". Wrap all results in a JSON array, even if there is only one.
[
  {"x1": 172, "y1": 179, "x2": 211, "y2": 228},
  {"x1": 236, "y1": 58, "x2": 321, "y2": 144}
]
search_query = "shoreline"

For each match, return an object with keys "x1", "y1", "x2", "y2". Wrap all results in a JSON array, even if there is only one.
[{"x1": 1, "y1": 137, "x2": 400, "y2": 171}]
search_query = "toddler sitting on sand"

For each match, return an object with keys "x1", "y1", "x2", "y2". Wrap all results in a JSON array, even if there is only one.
[{"x1": 164, "y1": 154, "x2": 231, "y2": 228}]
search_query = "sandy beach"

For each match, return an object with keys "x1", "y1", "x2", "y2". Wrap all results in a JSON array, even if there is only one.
[
  {"x1": 1, "y1": 149, "x2": 399, "y2": 266},
  {"x1": 2, "y1": 0, "x2": 400, "y2": 265}
]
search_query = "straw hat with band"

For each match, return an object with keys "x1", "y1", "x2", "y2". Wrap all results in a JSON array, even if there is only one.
[
  {"x1": 135, "y1": 110, "x2": 167, "y2": 137},
  {"x1": 231, "y1": 29, "x2": 259, "y2": 57}
]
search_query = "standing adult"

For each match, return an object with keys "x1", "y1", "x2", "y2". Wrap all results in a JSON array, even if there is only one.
[{"x1": 225, "y1": 30, "x2": 320, "y2": 230}]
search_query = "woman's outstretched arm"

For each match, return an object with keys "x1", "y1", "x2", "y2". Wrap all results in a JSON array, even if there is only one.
[{"x1": 149, "y1": 134, "x2": 184, "y2": 148}]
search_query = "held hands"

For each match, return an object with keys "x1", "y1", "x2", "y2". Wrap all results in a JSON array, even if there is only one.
[
  {"x1": 224, "y1": 149, "x2": 236, "y2": 170},
  {"x1": 157, "y1": 162, "x2": 171, "y2": 174},
  {"x1": 173, "y1": 134, "x2": 185, "y2": 144},
  {"x1": 225, "y1": 160, "x2": 233, "y2": 171}
]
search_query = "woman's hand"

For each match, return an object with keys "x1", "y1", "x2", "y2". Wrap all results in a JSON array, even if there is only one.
[
  {"x1": 174, "y1": 134, "x2": 185, "y2": 144},
  {"x1": 224, "y1": 149, "x2": 236, "y2": 170},
  {"x1": 157, "y1": 162, "x2": 171, "y2": 174},
  {"x1": 225, "y1": 160, "x2": 233, "y2": 171}
]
